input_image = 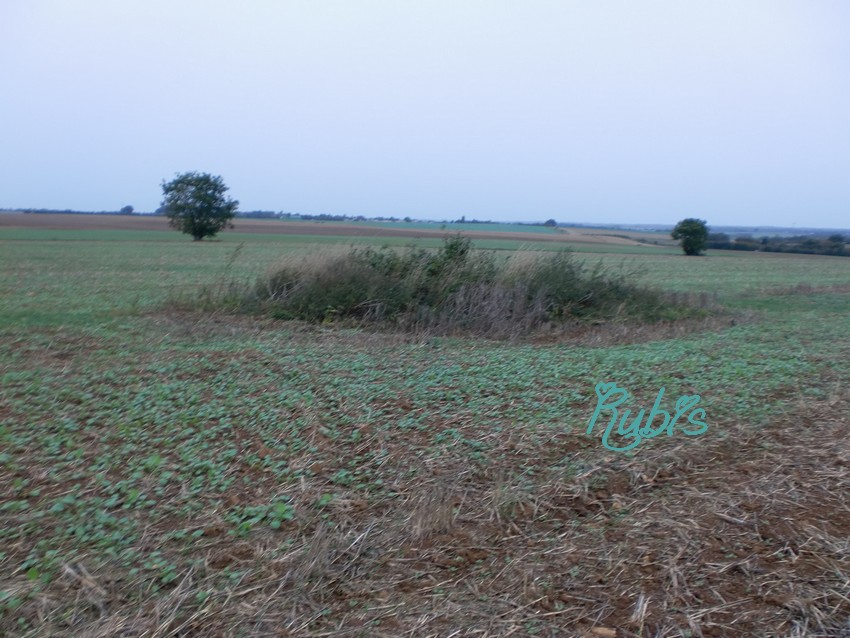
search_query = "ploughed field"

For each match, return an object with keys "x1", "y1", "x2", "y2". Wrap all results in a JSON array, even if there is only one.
[
  {"x1": 2, "y1": 216, "x2": 850, "y2": 637},
  {"x1": 0, "y1": 213, "x2": 675, "y2": 249}
]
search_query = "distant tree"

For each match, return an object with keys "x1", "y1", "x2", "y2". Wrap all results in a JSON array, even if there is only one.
[
  {"x1": 543, "y1": 219, "x2": 557, "y2": 228},
  {"x1": 828, "y1": 233, "x2": 845, "y2": 244},
  {"x1": 160, "y1": 172, "x2": 238, "y2": 241},
  {"x1": 671, "y1": 218, "x2": 709, "y2": 256},
  {"x1": 119, "y1": 205, "x2": 134, "y2": 215}
]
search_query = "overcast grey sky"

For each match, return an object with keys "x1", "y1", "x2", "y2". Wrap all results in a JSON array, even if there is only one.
[{"x1": 2, "y1": 1, "x2": 848, "y2": 227}]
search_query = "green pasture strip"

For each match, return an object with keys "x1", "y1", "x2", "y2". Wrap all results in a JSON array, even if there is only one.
[
  {"x1": 0, "y1": 227, "x2": 432, "y2": 245},
  {"x1": 591, "y1": 251, "x2": 850, "y2": 296},
  {"x1": 4, "y1": 236, "x2": 850, "y2": 331},
  {"x1": 471, "y1": 240, "x2": 676, "y2": 254},
  {"x1": 0, "y1": 228, "x2": 184, "y2": 242}
]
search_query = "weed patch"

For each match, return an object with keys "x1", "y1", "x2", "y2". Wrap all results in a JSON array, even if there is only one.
[{"x1": 231, "y1": 237, "x2": 709, "y2": 338}]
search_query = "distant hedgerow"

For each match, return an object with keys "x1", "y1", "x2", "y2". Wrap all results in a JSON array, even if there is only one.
[{"x1": 236, "y1": 236, "x2": 705, "y2": 338}]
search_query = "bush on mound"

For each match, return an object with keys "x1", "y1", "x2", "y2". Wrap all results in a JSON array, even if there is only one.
[{"x1": 249, "y1": 237, "x2": 699, "y2": 338}]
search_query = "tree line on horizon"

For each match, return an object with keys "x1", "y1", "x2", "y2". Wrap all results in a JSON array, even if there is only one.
[
  {"x1": 707, "y1": 232, "x2": 847, "y2": 256},
  {"x1": 670, "y1": 218, "x2": 847, "y2": 257}
]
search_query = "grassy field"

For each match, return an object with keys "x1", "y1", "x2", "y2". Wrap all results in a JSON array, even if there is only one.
[
  {"x1": 2, "y1": 221, "x2": 850, "y2": 637},
  {"x1": 0, "y1": 214, "x2": 679, "y2": 253}
]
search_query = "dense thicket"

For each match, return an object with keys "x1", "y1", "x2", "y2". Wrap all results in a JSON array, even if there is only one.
[
  {"x1": 245, "y1": 237, "x2": 701, "y2": 338},
  {"x1": 707, "y1": 232, "x2": 847, "y2": 256}
]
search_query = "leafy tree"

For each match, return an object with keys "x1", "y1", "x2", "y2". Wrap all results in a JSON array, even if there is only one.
[
  {"x1": 160, "y1": 172, "x2": 238, "y2": 241},
  {"x1": 543, "y1": 219, "x2": 557, "y2": 227},
  {"x1": 119, "y1": 205, "x2": 134, "y2": 215},
  {"x1": 671, "y1": 218, "x2": 709, "y2": 256}
]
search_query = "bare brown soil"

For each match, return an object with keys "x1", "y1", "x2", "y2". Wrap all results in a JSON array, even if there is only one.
[{"x1": 0, "y1": 213, "x2": 647, "y2": 246}]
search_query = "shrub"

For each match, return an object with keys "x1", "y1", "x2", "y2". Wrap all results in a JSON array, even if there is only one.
[{"x1": 245, "y1": 237, "x2": 700, "y2": 338}]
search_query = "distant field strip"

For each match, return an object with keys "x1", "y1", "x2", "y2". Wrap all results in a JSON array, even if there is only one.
[{"x1": 0, "y1": 213, "x2": 668, "y2": 248}]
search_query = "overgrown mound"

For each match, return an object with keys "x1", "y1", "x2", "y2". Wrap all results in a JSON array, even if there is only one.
[{"x1": 248, "y1": 237, "x2": 701, "y2": 338}]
